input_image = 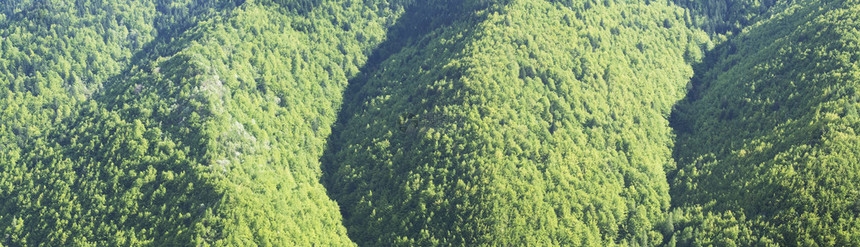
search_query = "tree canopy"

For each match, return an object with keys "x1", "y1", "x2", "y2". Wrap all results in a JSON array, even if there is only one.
[{"x1": 2, "y1": 0, "x2": 860, "y2": 246}]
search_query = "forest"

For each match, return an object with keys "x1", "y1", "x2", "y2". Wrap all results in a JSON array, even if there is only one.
[{"x1": 1, "y1": 0, "x2": 858, "y2": 246}]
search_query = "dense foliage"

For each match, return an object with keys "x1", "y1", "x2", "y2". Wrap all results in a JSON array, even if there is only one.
[
  {"x1": 2, "y1": 0, "x2": 859, "y2": 246},
  {"x1": 322, "y1": 0, "x2": 707, "y2": 245},
  {"x1": 672, "y1": 0, "x2": 783, "y2": 38},
  {"x1": 1, "y1": 0, "x2": 406, "y2": 245},
  {"x1": 668, "y1": 0, "x2": 860, "y2": 245}
]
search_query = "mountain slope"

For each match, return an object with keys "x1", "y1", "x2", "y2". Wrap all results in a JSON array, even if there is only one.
[
  {"x1": 4, "y1": 0, "x2": 859, "y2": 246},
  {"x1": 0, "y1": 0, "x2": 406, "y2": 245},
  {"x1": 672, "y1": 0, "x2": 783, "y2": 37},
  {"x1": 0, "y1": 0, "x2": 161, "y2": 169},
  {"x1": 322, "y1": 0, "x2": 707, "y2": 245},
  {"x1": 668, "y1": 0, "x2": 860, "y2": 245}
]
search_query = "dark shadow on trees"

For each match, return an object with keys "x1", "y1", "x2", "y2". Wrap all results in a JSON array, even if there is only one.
[
  {"x1": 318, "y1": 0, "x2": 496, "y2": 244},
  {"x1": 666, "y1": 39, "x2": 734, "y2": 204}
]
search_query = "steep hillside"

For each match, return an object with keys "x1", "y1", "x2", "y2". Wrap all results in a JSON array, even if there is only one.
[
  {"x1": 0, "y1": 0, "x2": 255, "y2": 165},
  {"x1": 0, "y1": 0, "x2": 406, "y2": 245},
  {"x1": 322, "y1": 0, "x2": 707, "y2": 245},
  {"x1": 668, "y1": 0, "x2": 860, "y2": 245},
  {"x1": 672, "y1": 0, "x2": 783, "y2": 37},
  {"x1": 4, "y1": 0, "x2": 858, "y2": 246},
  {"x1": 1, "y1": 0, "x2": 159, "y2": 168}
]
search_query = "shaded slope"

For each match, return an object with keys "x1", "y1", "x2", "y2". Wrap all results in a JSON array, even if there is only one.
[
  {"x1": 1, "y1": 0, "x2": 406, "y2": 245},
  {"x1": 322, "y1": 0, "x2": 707, "y2": 245},
  {"x1": 668, "y1": 0, "x2": 860, "y2": 245},
  {"x1": 672, "y1": 0, "x2": 784, "y2": 37}
]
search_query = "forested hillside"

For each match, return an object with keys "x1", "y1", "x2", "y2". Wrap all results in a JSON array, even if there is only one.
[
  {"x1": 668, "y1": 0, "x2": 860, "y2": 245},
  {"x1": 322, "y1": 0, "x2": 707, "y2": 245},
  {"x1": 1, "y1": 0, "x2": 406, "y2": 245},
  {"x1": 1, "y1": 0, "x2": 859, "y2": 246},
  {"x1": 672, "y1": 0, "x2": 782, "y2": 37}
]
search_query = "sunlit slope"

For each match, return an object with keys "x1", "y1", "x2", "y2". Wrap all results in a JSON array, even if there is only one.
[
  {"x1": 0, "y1": 1, "x2": 404, "y2": 245},
  {"x1": 322, "y1": 0, "x2": 707, "y2": 245},
  {"x1": 669, "y1": 0, "x2": 860, "y2": 245},
  {"x1": 0, "y1": 1, "x2": 238, "y2": 244}
]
